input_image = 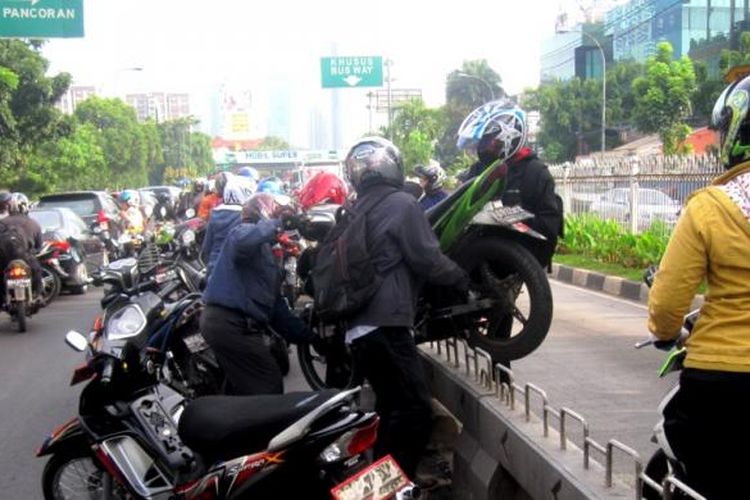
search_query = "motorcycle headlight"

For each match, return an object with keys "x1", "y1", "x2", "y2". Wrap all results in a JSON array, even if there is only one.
[
  {"x1": 181, "y1": 229, "x2": 196, "y2": 246},
  {"x1": 107, "y1": 305, "x2": 147, "y2": 341}
]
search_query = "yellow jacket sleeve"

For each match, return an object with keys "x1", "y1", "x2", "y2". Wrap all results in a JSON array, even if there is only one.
[{"x1": 647, "y1": 198, "x2": 708, "y2": 339}]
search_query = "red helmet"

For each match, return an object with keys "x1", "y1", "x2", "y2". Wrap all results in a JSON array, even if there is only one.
[{"x1": 297, "y1": 171, "x2": 348, "y2": 210}]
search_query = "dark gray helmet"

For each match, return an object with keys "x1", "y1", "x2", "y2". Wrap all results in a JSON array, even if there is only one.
[{"x1": 344, "y1": 136, "x2": 404, "y2": 193}]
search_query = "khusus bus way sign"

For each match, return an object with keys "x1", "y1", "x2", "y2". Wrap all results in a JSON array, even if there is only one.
[
  {"x1": 321, "y1": 56, "x2": 383, "y2": 88},
  {"x1": 0, "y1": 0, "x2": 84, "y2": 38}
]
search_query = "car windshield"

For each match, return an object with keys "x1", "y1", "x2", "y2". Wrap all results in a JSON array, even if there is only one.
[
  {"x1": 30, "y1": 210, "x2": 63, "y2": 232},
  {"x1": 37, "y1": 196, "x2": 97, "y2": 217}
]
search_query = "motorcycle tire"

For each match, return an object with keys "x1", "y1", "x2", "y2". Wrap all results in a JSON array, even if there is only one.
[
  {"x1": 297, "y1": 337, "x2": 364, "y2": 391},
  {"x1": 69, "y1": 264, "x2": 88, "y2": 295},
  {"x1": 41, "y1": 266, "x2": 61, "y2": 305},
  {"x1": 454, "y1": 237, "x2": 553, "y2": 362},
  {"x1": 16, "y1": 302, "x2": 26, "y2": 333},
  {"x1": 42, "y1": 447, "x2": 128, "y2": 500}
]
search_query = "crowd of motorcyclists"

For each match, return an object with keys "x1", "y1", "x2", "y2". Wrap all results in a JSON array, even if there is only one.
[{"x1": 28, "y1": 86, "x2": 750, "y2": 499}]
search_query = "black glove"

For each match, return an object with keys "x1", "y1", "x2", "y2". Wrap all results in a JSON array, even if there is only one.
[{"x1": 278, "y1": 209, "x2": 301, "y2": 230}]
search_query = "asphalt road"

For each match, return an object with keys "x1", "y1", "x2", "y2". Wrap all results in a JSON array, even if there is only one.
[
  {"x1": 0, "y1": 280, "x2": 672, "y2": 498},
  {"x1": 512, "y1": 280, "x2": 673, "y2": 473}
]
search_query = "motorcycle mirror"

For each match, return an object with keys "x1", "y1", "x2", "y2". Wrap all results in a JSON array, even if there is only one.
[
  {"x1": 65, "y1": 330, "x2": 88, "y2": 352},
  {"x1": 185, "y1": 208, "x2": 196, "y2": 218},
  {"x1": 643, "y1": 265, "x2": 658, "y2": 288}
]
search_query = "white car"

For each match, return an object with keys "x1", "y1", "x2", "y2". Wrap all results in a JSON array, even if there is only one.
[{"x1": 589, "y1": 188, "x2": 680, "y2": 229}]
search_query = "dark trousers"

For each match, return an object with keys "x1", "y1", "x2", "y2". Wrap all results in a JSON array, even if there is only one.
[
  {"x1": 352, "y1": 327, "x2": 433, "y2": 478},
  {"x1": 200, "y1": 304, "x2": 283, "y2": 396},
  {"x1": 665, "y1": 368, "x2": 750, "y2": 499}
]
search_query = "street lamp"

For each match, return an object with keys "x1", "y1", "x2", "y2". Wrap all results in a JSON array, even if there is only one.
[
  {"x1": 455, "y1": 71, "x2": 496, "y2": 101},
  {"x1": 557, "y1": 29, "x2": 606, "y2": 154}
]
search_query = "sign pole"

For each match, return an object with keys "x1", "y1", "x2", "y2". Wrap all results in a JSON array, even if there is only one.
[{"x1": 386, "y1": 59, "x2": 393, "y2": 139}]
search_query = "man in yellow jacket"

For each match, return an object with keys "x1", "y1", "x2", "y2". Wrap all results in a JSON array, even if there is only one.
[{"x1": 648, "y1": 75, "x2": 750, "y2": 499}]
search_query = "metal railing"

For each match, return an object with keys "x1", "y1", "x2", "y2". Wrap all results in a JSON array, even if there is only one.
[
  {"x1": 550, "y1": 155, "x2": 723, "y2": 235},
  {"x1": 426, "y1": 339, "x2": 707, "y2": 500}
]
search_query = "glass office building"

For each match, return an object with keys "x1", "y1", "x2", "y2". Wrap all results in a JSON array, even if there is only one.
[
  {"x1": 605, "y1": 0, "x2": 749, "y2": 62},
  {"x1": 540, "y1": 24, "x2": 610, "y2": 82}
]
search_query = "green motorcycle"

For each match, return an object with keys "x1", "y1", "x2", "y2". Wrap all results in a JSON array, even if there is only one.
[{"x1": 296, "y1": 159, "x2": 553, "y2": 390}]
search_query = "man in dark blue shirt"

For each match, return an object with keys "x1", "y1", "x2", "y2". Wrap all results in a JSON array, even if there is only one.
[
  {"x1": 201, "y1": 193, "x2": 313, "y2": 395},
  {"x1": 414, "y1": 161, "x2": 448, "y2": 211}
]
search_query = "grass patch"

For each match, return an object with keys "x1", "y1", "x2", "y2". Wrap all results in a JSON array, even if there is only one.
[{"x1": 554, "y1": 254, "x2": 645, "y2": 282}]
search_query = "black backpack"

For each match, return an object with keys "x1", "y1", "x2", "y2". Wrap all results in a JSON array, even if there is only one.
[
  {"x1": 0, "y1": 220, "x2": 29, "y2": 266},
  {"x1": 310, "y1": 189, "x2": 397, "y2": 322}
]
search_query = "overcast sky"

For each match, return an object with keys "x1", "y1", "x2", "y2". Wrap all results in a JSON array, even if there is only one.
[{"x1": 41, "y1": 0, "x2": 578, "y2": 143}]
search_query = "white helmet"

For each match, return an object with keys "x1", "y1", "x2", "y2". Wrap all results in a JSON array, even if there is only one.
[{"x1": 457, "y1": 100, "x2": 527, "y2": 163}]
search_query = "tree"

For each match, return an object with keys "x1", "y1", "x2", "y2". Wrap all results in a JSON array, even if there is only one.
[
  {"x1": 437, "y1": 60, "x2": 504, "y2": 170},
  {"x1": 0, "y1": 40, "x2": 70, "y2": 187},
  {"x1": 632, "y1": 42, "x2": 696, "y2": 155},
  {"x1": 381, "y1": 98, "x2": 446, "y2": 175},
  {"x1": 692, "y1": 61, "x2": 725, "y2": 123},
  {"x1": 153, "y1": 118, "x2": 213, "y2": 184},
  {"x1": 74, "y1": 96, "x2": 152, "y2": 188},
  {"x1": 256, "y1": 136, "x2": 290, "y2": 150},
  {"x1": 524, "y1": 77, "x2": 605, "y2": 162},
  {"x1": 720, "y1": 31, "x2": 750, "y2": 74}
]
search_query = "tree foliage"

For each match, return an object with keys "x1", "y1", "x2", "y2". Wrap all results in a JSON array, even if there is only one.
[
  {"x1": 382, "y1": 98, "x2": 446, "y2": 175},
  {"x1": 632, "y1": 42, "x2": 696, "y2": 154},
  {"x1": 256, "y1": 136, "x2": 290, "y2": 150}
]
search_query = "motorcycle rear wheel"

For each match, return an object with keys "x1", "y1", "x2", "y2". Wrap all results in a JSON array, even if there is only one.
[
  {"x1": 41, "y1": 267, "x2": 62, "y2": 305},
  {"x1": 42, "y1": 448, "x2": 129, "y2": 500},
  {"x1": 16, "y1": 302, "x2": 26, "y2": 333},
  {"x1": 453, "y1": 237, "x2": 553, "y2": 362}
]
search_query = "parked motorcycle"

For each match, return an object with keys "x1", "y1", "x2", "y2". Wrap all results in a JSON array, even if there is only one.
[
  {"x1": 296, "y1": 164, "x2": 554, "y2": 390},
  {"x1": 92, "y1": 257, "x2": 221, "y2": 398},
  {"x1": 37, "y1": 234, "x2": 89, "y2": 302},
  {"x1": 38, "y1": 327, "x2": 418, "y2": 499},
  {"x1": 637, "y1": 266, "x2": 703, "y2": 500},
  {"x1": 2, "y1": 259, "x2": 37, "y2": 332}
]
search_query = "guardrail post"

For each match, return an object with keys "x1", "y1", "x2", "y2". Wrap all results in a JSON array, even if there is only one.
[{"x1": 629, "y1": 158, "x2": 640, "y2": 234}]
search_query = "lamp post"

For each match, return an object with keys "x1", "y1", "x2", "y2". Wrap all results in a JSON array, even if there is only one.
[
  {"x1": 455, "y1": 71, "x2": 496, "y2": 101},
  {"x1": 557, "y1": 29, "x2": 606, "y2": 153}
]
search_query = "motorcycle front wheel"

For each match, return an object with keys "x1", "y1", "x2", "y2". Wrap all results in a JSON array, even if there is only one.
[
  {"x1": 42, "y1": 448, "x2": 129, "y2": 500},
  {"x1": 453, "y1": 237, "x2": 553, "y2": 362},
  {"x1": 297, "y1": 337, "x2": 363, "y2": 391}
]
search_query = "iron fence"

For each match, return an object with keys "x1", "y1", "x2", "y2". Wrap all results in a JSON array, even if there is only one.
[{"x1": 550, "y1": 155, "x2": 724, "y2": 235}]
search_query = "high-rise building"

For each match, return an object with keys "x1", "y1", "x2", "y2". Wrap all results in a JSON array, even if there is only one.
[
  {"x1": 125, "y1": 92, "x2": 191, "y2": 122},
  {"x1": 540, "y1": 23, "x2": 611, "y2": 82},
  {"x1": 605, "y1": 0, "x2": 749, "y2": 63},
  {"x1": 56, "y1": 85, "x2": 96, "y2": 114}
]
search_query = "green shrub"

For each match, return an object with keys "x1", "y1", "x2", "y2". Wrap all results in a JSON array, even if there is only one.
[{"x1": 559, "y1": 215, "x2": 670, "y2": 269}]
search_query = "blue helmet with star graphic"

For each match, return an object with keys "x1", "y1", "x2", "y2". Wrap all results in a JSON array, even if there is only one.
[{"x1": 457, "y1": 100, "x2": 527, "y2": 164}]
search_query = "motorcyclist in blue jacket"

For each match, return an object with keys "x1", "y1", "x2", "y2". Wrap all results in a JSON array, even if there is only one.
[
  {"x1": 414, "y1": 161, "x2": 448, "y2": 211},
  {"x1": 201, "y1": 193, "x2": 315, "y2": 395}
]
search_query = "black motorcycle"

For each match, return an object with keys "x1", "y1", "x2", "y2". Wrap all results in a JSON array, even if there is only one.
[
  {"x1": 2, "y1": 258, "x2": 37, "y2": 332},
  {"x1": 92, "y1": 257, "x2": 223, "y2": 397},
  {"x1": 37, "y1": 326, "x2": 417, "y2": 499}
]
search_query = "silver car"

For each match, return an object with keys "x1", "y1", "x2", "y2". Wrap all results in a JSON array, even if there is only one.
[{"x1": 589, "y1": 188, "x2": 680, "y2": 230}]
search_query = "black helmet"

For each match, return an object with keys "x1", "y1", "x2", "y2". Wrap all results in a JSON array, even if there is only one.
[
  {"x1": 414, "y1": 161, "x2": 447, "y2": 192},
  {"x1": 711, "y1": 75, "x2": 750, "y2": 169},
  {"x1": 344, "y1": 136, "x2": 404, "y2": 193}
]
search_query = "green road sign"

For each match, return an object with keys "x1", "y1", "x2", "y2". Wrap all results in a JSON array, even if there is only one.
[
  {"x1": 321, "y1": 56, "x2": 383, "y2": 88},
  {"x1": 0, "y1": 0, "x2": 84, "y2": 38}
]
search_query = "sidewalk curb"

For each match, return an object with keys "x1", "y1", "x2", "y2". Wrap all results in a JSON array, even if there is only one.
[{"x1": 550, "y1": 263, "x2": 649, "y2": 304}]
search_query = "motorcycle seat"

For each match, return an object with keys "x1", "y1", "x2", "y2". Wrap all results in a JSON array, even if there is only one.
[{"x1": 178, "y1": 390, "x2": 339, "y2": 461}]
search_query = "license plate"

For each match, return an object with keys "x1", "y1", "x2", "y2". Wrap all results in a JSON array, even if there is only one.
[
  {"x1": 331, "y1": 455, "x2": 409, "y2": 500},
  {"x1": 7, "y1": 278, "x2": 31, "y2": 287}
]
